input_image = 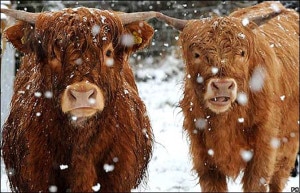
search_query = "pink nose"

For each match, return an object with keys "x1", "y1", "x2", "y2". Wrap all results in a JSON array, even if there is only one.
[
  {"x1": 61, "y1": 81, "x2": 105, "y2": 117},
  {"x1": 68, "y1": 89, "x2": 96, "y2": 103},
  {"x1": 210, "y1": 80, "x2": 235, "y2": 92}
]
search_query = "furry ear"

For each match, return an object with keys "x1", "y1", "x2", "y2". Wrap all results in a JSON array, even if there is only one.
[
  {"x1": 122, "y1": 21, "x2": 154, "y2": 53},
  {"x1": 4, "y1": 21, "x2": 35, "y2": 53}
]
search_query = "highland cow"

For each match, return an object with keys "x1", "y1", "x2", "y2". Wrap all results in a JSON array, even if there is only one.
[
  {"x1": 1, "y1": 7, "x2": 156, "y2": 192},
  {"x1": 157, "y1": 1, "x2": 299, "y2": 192}
]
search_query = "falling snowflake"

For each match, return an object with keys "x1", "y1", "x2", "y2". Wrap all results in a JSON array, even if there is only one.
[
  {"x1": 249, "y1": 66, "x2": 266, "y2": 92},
  {"x1": 270, "y1": 3, "x2": 281, "y2": 13},
  {"x1": 105, "y1": 58, "x2": 114, "y2": 67},
  {"x1": 34, "y1": 92, "x2": 42, "y2": 98},
  {"x1": 211, "y1": 67, "x2": 219, "y2": 75},
  {"x1": 49, "y1": 185, "x2": 58, "y2": 192},
  {"x1": 113, "y1": 157, "x2": 119, "y2": 163},
  {"x1": 91, "y1": 25, "x2": 101, "y2": 37},
  {"x1": 238, "y1": 33, "x2": 246, "y2": 39},
  {"x1": 290, "y1": 132, "x2": 296, "y2": 138},
  {"x1": 237, "y1": 92, "x2": 248, "y2": 106},
  {"x1": 60, "y1": 164, "x2": 69, "y2": 170},
  {"x1": 92, "y1": 183, "x2": 101, "y2": 192},
  {"x1": 195, "y1": 118, "x2": 207, "y2": 130},
  {"x1": 75, "y1": 58, "x2": 83, "y2": 65},
  {"x1": 270, "y1": 137, "x2": 280, "y2": 149},
  {"x1": 240, "y1": 149, "x2": 253, "y2": 162},
  {"x1": 196, "y1": 74, "x2": 204, "y2": 83},
  {"x1": 71, "y1": 116, "x2": 78, "y2": 121},
  {"x1": 121, "y1": 34, "x2": 135, "y2": 47},
  {"x1": 89, "y1": 98, "x2": 96, "y2": 105},
  {"x1": 238, "y1": 118, "x2": 244, "y2": 123},
  {"x1": 103, "y1": 163, "x2": 115, "y2": 172},
  {"x1": 242, "y1": 18, "x2": 249, "y2": 26},
  {"x1": 44, "y1": 91, "x2": 53, "y2": 98},
  {"x1": 208, "y1": 149, "x2": 214, "y2": 156}
]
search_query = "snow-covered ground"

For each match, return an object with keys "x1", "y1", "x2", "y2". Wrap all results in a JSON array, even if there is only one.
[{"x1": 1, "y1": 54, "x2": 299, "y2": 192}]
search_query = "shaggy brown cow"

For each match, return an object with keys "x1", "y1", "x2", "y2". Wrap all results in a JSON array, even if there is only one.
[
  {"x1": 157, "y1": 1, "x2": 299, "y2": 192},
  {"x1": 1, "y1": 7, "x2": 156, "y2": 192}
]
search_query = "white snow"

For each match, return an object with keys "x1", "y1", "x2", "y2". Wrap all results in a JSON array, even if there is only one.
[
  {"x1": 49, "y1": 185, "x2": 58, "y2": 192},
  {"x1": 121, "y1": 34, "x2": 135, "y2": 47},
  {"x1": 238, "y1": 117, "x2": 245, "y2": 123},
  {"x1": 270, "y1": 137, "x2": 281, "y2": 149},
  {"x1": 75, "y1": 58, "x2": 83, "y2": 65},
  {"x1": 240, "y1": 149, "x2": 253, "y2": 162},
  {"x1": 92, "y1": 183, "x2": 101, "y2": 192},
  {"x1": 59, "y1": 164, "x2": 69, "y2": 170},
  {"x1": 195, "y1": 118, "x2": 207, "y2": 130},
  {"x1": 249, "y1": 66, "x2": 266, "y2": 92},
  {"x1": 270, "y1": 3, "x2": 281, "y2": 13},
  {"x1": 105, "y1": 58, "x2": 114, "y2": 67},
  {"x1": 103, "y1": 163, "x2": 114, "y2": 173},
  {"x1": 34, "y1": 92, "x2": 42, "y2": 98},
  {"x1": 208, "y1": 149, "x2": 214, "y2": 156},
  {"x1": 44, "y1": 91, "x2": 53, "y2": 99},
  {"x1": 242, "y1": 18, "x2": 249, "y2": 26},
  {"x1": 91, "y1": 25, "x2": 101, "y2": 37},
  {"x1": 238, "y1": 32, "x2": 246, "y2": 39},
  {"x1": 237, "y1": 92, "x2": 248, "y2": 105},
  {"x1": 211, "y1": 67, "x2": 219, "y2": 75},
  {"x1": 196, "y1": 74, "x2": 204, "y2": 84}
]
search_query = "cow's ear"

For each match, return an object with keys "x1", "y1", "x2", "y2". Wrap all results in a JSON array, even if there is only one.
[
  {"x1": 122, "y1": 21, "x2": 154, "y2": 53},
  {"x1": 4, "y1": 21, "x2": 34, "y2": 53}
]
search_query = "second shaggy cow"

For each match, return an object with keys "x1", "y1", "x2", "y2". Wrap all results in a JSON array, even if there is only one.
[{"x1": 157, "y1": 1, "x2": 299, "y2": 192}]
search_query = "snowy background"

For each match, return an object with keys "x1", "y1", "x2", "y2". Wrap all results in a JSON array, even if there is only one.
[{"x1": 1, "y1": 1, "x2": 299, "y2": 192}]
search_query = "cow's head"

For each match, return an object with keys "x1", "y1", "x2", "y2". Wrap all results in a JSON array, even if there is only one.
[
  {"x1": 156, "y1": 1, "x2": 284, "y2": 114},
  {"x1": 2, "y1": 8, "x2": 157, "y2": 123}
]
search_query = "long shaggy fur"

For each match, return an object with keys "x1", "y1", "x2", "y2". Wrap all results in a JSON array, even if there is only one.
[
  {"x1": 2, "y1": 7, "x2": 154, "y2": 192},
  {"x1": 179, "y1": 2, "x2": 299, "y2": 192}
]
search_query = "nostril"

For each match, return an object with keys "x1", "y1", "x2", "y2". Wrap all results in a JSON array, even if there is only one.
[
  {"x1": 88, "y1": 89, "x2": 96, "y2": 99},
  {"x1": 228, "y1": 82, "x2": 234, "y2": 90},
  {"x1": 69, "y1": 90, "x2": 77, "y2": 101},
  {"x1": 88, "y1": 89, "x2": 97, "y2": 105},
  {"x1": 212, "y1": 82, "x2": 219, "y2": 90}
]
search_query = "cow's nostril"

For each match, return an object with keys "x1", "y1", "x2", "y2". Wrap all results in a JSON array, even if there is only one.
[
  {"x1": 88, "y1": 89, "x2": 96, "y2": 99},
  {"x1": 69, "y1": 90, "x2": 77, "y2": 101},
  {"x1": 228, "y1": 83, "x2": 234, "y2": 90},
  {"x1": 212, "y1": 82, "x2": 219, "y2": 90}
]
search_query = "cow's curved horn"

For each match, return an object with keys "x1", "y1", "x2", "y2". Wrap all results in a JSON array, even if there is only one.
[
  {"x1": 118, "y1": 11, "x2": 159, "y2": 25},
  {"x1": 155, "y1": 12, "x2": 188, "y2": 31},
  {"x1": 248, "y1": 11, "x2": 282, "y2": 27},
  {"x1": 0, "y1": 8, "x2": 39, "y2": 24}
]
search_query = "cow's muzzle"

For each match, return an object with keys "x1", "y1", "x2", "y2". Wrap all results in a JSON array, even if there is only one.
[
  {"x1": 204, "y1": 78, "x2": 237, "y2": 113},
  {"x1": 61, "y1": 81, "x2": 105, "y2": 118}
]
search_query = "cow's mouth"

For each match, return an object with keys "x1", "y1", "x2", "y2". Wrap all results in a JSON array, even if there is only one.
[
  {"x1": 69, "y1": 107, "x2": 98, "y2": 118},
  {"x1": 209, "y1": 96, "x2": 231, "y2": 106}
]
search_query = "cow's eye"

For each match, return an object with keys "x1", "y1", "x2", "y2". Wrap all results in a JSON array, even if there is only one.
[
  {"x1": 240, "y1": 50, "x2": 245, "y2": 57},
  {"x1": 194, "y1": 53, "x2": 200, "y2": 58},
  {"x1": 106, "y1": 50, "x2": 112, "y2": 57}
]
